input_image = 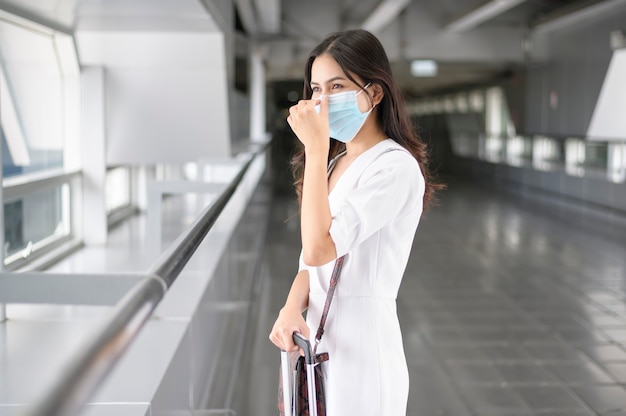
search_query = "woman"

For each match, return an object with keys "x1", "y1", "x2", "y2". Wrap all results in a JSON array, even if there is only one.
[{"x1": 269, "y1": 29, "x2": 442, "y2": 415}]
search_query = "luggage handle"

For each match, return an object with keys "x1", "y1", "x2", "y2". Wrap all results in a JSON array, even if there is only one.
[
  {"x1": 280, "y1": 333, "x2": 316, "y2": 416},
  {"x1": 293, "y1": 332, "x2": 317, "y2": 416},
  {"x1": 293, "y1": 332, "x2": 314, "y2": 364}
]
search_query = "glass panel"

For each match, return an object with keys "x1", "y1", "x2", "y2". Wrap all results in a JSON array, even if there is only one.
[
  {"x1": 4, "y1": 184, "x2": 70, "y2": 263},
  {"x1": 469, "y1": 90, "x2": 484, "y2": 112},
  {"x1": 485, "y1": 87, "x2": 516, "y2": 139},
  {"x1": 608, "y1": 142, "x2": 626, "y2": 183},
  {"x1": 532, "y1": 136, "x2": 563, "y2": 171},
  {"x1": 484, "y1": 135, "x2": 504, "y2": 163},
  {"x1": 456, "y1": 93, "x2": 468, "y2": 113},
  {"x1": 0, "y1": 19, "x2": 64, "y2": 178},
  {"x1": 565, "y1": 138, "x2": 586, "y2": 176},
  {"x1": 584, "y1": 142, "x2": 608, "y2": 170},
  {"x1": 451, "y1": 133, "x2": 481, "y2": 158},
  {"x1": 444, "y1": 95, "x2": 455, "y2": 113},
  {"x1": 485, "y1": 87, "x2": 505, "y2": 137},
  {"x1": 506, "y1": 136, "x2": 532, "y2": 167}
]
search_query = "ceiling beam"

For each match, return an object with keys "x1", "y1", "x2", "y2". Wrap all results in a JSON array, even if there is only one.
[
  {"x1": 234, "y1": 0, "x2": 258, "y2": 34},
  {"x1": 531, "y1": 0, "x2": 626, "y2": 34},
  {"x1": 253, "y1": 0, "x2": 280, "y2": 33},
  {"x1": 0, "y1": 0, "x2": 73, "y2": 34},
  {"x1": 361, "y1": 0, "x2": 412, "y2": 33},
  {"x1": 445, "y1": 0, "x2": 527, "y2": 33}
]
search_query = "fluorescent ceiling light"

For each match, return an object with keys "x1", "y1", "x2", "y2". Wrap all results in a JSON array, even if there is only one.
[
  {"x1": 446, "y1": 0, "x2": 527, "y2": 33},
  {"x1": 411, "y1": 60, "x2": 438, "y2": 77},
  {"x1": 361, "y1": 0, "x2": 412, "y2": 33}
]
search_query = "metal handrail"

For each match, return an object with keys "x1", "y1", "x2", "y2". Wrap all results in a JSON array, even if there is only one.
[{"x1": 24, "y1": 144, "x2": 268, "y2": 416}]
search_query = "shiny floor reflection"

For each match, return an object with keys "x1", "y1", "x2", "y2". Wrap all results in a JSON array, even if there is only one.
[{"x1": 248, "y1": 180, "x2": 626, "y2": 416}]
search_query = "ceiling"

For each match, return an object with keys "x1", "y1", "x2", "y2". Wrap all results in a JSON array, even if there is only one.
[
  {"x1": 237, "y1": 0, "x2": 615, "y2": 96},
  {"x1": 0, "y1": 0, "x2": 619, "y2": 96}
]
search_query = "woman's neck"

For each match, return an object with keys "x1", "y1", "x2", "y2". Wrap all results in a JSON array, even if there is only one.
[{"x1": 344, "y1": 118, "x2": 387, "y2": 158}]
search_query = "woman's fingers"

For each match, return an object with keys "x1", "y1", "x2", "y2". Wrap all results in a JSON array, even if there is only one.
[
  {"x1": 269, "y1": 313, "x2": 311, "y2": 352},
  {"x1": 270, "y1": 326, "x2": 297, "y2": 351},
  {"x1": 287, "y1": 99, "x2": 329, "y2": 147}
]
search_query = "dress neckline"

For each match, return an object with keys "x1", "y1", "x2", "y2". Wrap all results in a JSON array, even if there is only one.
[{"x1": 327, "y1": 139, "x2": 393, "y2": 196}]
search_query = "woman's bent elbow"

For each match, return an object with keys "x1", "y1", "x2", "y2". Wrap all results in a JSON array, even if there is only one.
[{"x1": 303, "y1": 247, "x2": 336, "y2": 267}]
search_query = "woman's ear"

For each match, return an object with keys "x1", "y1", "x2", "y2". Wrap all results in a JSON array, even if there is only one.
[{"x1": 371, "y1": 83, "x2": 384, "y2": 106}]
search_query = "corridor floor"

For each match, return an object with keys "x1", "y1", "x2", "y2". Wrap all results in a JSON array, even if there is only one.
[{"x1": 246, "y1": 180, "x2": 626, "y2": 415}]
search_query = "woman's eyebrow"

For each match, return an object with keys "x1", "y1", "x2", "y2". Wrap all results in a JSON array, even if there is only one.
[{"x1": 310, "y1": 76, "x2": 347, "y2": 85}]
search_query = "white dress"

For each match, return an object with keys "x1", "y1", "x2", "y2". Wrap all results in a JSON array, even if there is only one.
[{"x1": 299, "y1": 138, "x2": 425, "y2": 416}]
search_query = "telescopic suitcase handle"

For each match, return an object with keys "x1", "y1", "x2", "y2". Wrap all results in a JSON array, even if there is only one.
[
  {"x1": 292, "y1": 332, "x2": 317, "y2": 416},
  {"x1": 292, "y1": 332, "x2": 314, "y2": 364}
]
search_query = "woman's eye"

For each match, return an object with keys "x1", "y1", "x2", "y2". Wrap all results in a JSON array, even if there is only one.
[
  {"x1": 311, "y1": 86, "x2": 321, "y2": 92},
  {"x1": 332, "y1": 84, "x2": 342, "y2": 90}
]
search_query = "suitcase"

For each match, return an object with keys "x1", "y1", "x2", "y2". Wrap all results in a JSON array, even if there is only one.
[{"x1": 280, "y1": 332, "x2": 319, "y2": 416}]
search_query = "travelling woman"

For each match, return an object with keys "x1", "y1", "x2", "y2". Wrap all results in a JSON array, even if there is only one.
[{"x1": 269, "y1": 29, "x2": 442, "y2": 415}]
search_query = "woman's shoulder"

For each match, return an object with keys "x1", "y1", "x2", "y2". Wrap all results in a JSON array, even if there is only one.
[
  {"x1": 361, "y1": 139, "x2": 425, "y2": 206},
  {"x1": 371, "y1": 139, "x2": 421, "y2": 173}
]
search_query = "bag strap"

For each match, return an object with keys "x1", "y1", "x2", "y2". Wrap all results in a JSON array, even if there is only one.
[{"x1": 313, "y1": 255, "x2": 345, "y2": 354}]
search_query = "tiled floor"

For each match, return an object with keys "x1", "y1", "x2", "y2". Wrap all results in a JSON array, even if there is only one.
[{"x1": 246, "y1": 180, "x2": 626, "y2": 415}]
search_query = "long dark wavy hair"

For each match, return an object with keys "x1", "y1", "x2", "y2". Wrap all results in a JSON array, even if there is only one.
[{"x1": 290, "y1": 29, "x2": 443, "y2": 210}]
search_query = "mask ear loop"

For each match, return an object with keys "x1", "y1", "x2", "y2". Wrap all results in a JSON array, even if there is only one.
[{"x1": 356, "y1": 82, "x2": 376, "y2": 111}]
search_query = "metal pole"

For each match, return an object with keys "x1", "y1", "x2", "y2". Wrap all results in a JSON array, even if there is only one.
[
  {"x1": 24, "y1": 145, "x2": 268, "y2": 416},
  {"x1": 24, "y1": 276, "x2": 166, "y2": 416}
]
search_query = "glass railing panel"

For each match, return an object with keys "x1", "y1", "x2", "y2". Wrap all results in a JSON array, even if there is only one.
[
  {"x1": 608, "y1": 142, "x2": 626, "y2": 183},
  {"x1": 450, "y1": 132, "x2": 481, "y2": 159},
  {"x1": 3, "y1": 182, "x2": 70, "y2": 264},
  {"x1": 483, "y1": 135, "x2": 504, "y2": 163},
  {"x1": 505, "y1": 135, "x2": 533, "y2": 167},
  {"x1": 448, "y1": 129, "x2": 625, "y2": 185},
  {"x1": 532, "y1": 135, "x2": 564, "y2": 171}
]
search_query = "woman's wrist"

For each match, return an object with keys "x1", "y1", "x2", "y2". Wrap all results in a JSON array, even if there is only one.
[
  {"x1": 303, "y1": 149, "x2": 328, "y2": 174},
  {"x1": 280, "y1": 304, "x2": 303, "y2": 316},
  {"x1": 304, "y1": 140, "x2": 329, "y2": 159}
]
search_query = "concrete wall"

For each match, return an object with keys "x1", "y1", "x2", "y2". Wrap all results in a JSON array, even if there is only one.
[{"x1": 524, "y1": 3, "x2": 626, "y2": 137}]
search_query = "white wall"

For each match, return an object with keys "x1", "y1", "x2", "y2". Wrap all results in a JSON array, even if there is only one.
[
  {"x1": 77, "y1": 28, "x2": 232, "y2": 164},
  {"x1": 587, "y1": 49, "x2": 626, "y2": 141}
]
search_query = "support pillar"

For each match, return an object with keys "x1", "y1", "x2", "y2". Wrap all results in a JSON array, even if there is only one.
[
  {"x1": 250, "y1": 46, "x2": 268, "y2": 143},
  {"x1": 81, "y1": 66, "x2": 108, "y2": 244},
  {"x1": 0, "y1": 99, "x2": 5, "y2": 321}
]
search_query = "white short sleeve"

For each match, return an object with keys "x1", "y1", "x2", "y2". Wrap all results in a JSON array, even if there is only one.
[
  {"x1": 298, "y1": 250, "x2": 308, "y2": 272},
  {"x1": 329, "y1": 150, "x2": 424, "y2": 258}
]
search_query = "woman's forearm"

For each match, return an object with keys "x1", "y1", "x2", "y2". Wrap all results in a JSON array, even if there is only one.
[
  {"x1": 270, "y1": 270, "x2": 313, "y2": 351},
  {"x1": 300, "y1": 149, "x2": 336, "y2": 266},
  {"x1": 281, "y1": 270, "x2": 312, "y2": 314}
]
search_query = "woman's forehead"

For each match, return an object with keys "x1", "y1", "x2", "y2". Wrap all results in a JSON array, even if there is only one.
[{"x1": 311, "y1": 54, "x2": 360, "y2": 84}]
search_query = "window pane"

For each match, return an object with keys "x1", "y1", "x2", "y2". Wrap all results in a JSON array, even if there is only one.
[
  {"x1": 0, "y1": 19, "x2": 63, "y2": 178},
  {"x1": 4, "y1": 184, "x2": 69, "y2": 263}
]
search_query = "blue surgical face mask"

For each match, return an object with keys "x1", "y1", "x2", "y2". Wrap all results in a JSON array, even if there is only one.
[{"x1": 315, "y1": 84, "x2": 373, "y2": 143}]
